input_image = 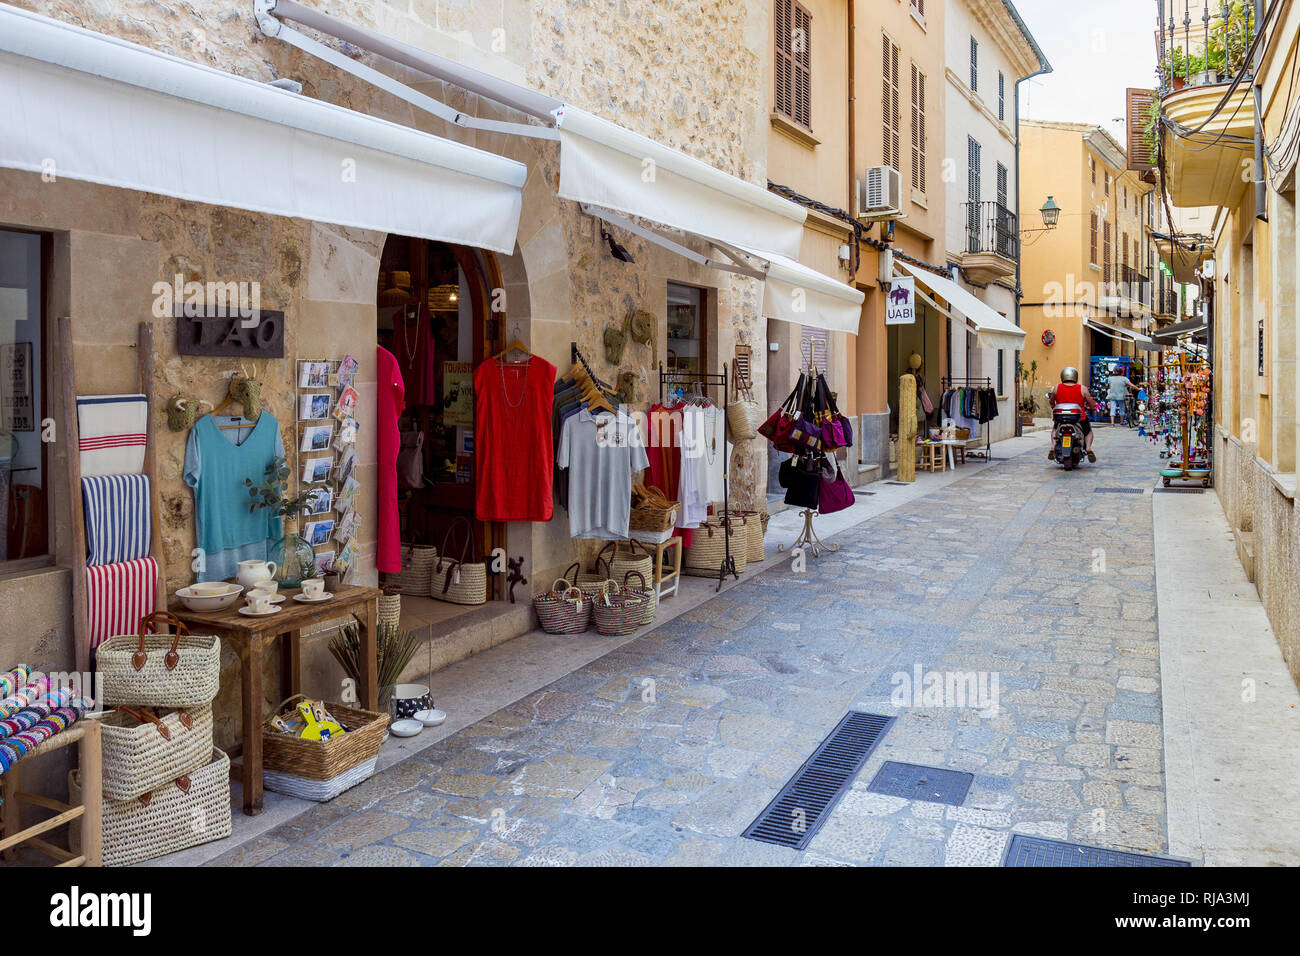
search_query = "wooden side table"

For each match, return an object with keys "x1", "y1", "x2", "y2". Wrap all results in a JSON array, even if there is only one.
[
  {"x1": 170, "y1": 584, "x2": 381, "y2": 815},
  {"x1": 0, "y1": 719, "x2": 102, "y2": 866}
]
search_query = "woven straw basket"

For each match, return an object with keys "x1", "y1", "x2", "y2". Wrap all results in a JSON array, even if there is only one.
[
  {"x1": 431, "y1": 518, "x2": 488, "y2": 605},
  {"x1": 593, "y1": 574, "x2": 653, "y2": 636},
  {"x1": 262, "y1": 695, "x2": 389, "y2": 786},
  {"x1": 618, "y1": 569, "x2": 657, "y2": 626},
  {"x1": 388, "y1": 545, "x2": 438, "y2": 596},
  {"x1": 377, "y1": 592, "x2": 402, "y2": 629},
  {"x1": 100, "y1": 704, "x2": 214, "y2": 801},
  {"x1": 264, "y1": 757, "x2": 378, "y2": 802},
  {"x1": 682, "y1": 517, "x2": 748, "y2": 576},
  {"x1": 534, "y1": 578, "x2": 592, "y2": 634},
  {"x1": 609, "y1": 541, "x2": 653, "y2": 585},
  {"x1": 729, "y1": 510, "x2": 766, "y2": 563},
  {"x1": 97, "y1": 611, "x2": 220, "y2": 708},
  {"x1": 71, "y1": 748, "x2": 232, "y2": 867}
]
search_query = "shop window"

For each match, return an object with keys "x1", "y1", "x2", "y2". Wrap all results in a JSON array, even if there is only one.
[
  {"x1": 0, "y1": 229, "x2": 50, "y2": 566},
  {"x1": 775, "y1": 0, "x2": 812, "y2": 130},
  {"x1": 667, "y1": 282, "x2": 707, "y2": 378}
]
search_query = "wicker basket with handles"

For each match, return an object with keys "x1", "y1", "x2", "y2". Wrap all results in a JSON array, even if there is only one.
[
  {"x1": 431, "y1": 517, "x2": 488, "y2": 606},
  {"x1": 100, "y1": 703, "x2": 214, "y2": 801},
  {"x1": 97, "y1": 611, "x2": 220, "y2": 708}
]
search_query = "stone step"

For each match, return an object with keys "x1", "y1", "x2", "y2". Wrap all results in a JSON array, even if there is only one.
[{"x1": 393, "y1": 597, "x2": 535, "y2": 685}]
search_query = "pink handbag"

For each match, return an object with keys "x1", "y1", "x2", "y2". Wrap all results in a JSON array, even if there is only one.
[{"x1": 818, "y1": 462, "x2": 854, "y2": 514}]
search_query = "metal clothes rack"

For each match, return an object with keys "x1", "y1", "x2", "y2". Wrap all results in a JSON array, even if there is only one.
[
  {"x1": 940, "y1": 376, "x2": 995, "y2": 462},
  {"x1": 658, "y1": 362, "x2": 737, "y2": 591},
  {"x1": 570, "y1": 342, "x2": 613, "y2": 391}
]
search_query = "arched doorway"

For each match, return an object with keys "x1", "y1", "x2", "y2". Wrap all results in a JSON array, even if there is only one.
[{"x1": 375, "y1": 235, "x2": 507, "y2": 599}]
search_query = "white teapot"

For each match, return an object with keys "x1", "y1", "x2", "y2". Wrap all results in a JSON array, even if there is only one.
[{"x1": 236, "y1": 559, "x2": 278, "y2": 591}]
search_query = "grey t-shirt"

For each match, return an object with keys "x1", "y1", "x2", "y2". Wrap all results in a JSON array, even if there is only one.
[
  {"x1": 558, "y1": 409, "x2": 650, "y2": 540},
  {"x1": 1106, "y1": 375, "x2": 1132, "y2": 401}
]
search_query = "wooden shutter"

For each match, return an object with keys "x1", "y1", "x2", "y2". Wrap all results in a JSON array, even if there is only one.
[
  {"x1": 774, "y1": 0, "x2": 793, "y2": 120},
  {"x1": 996, "y1": 162, "x2": 1008, "y2": 208},
  {"x1": 967, "y1": 136, "x2": 981, "y2": 203},
  {"x1": 1103, "y1": 221, "x2": 1112, "y2": 284},
  {"x1": 911, "y1": 64, "x2": 926, "y2": 194},
  {"x1": 998, "y1": 71, "x2": 1005, "y2": 121},
  {"x1": 970, "y1": 37, "x2": 978, "y2": 91},
  {"x1": 1126, "y1": 88, "x2": 1158, "y2": 173},
  {"x1": 882, "y1": 35, "x2": 900, "y2": 170},
  {"x1": 792, "y1": 3, "x2": 812, "y2": 129},
  {"x1": 801, "y1": 326, "x2": 830, "y2": 371},
  {"x1": 1090, "y1": 212, "x2": 1099, "y2": 265}
]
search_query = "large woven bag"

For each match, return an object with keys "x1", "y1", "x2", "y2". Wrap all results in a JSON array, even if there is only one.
[
  {"x1": 387, "y1": 545, "x2": 438, "y2": 596},
  {"x1": 682, "y1": 516, "x2": 748, "y2": 576},
  {"x1": 573, "y1": 553, "x2": 613, "y2": 595},
  {"x1": 730, "y1": 510, "x2": 766, "y2": 563},
  {"x1": 593, "y1": 576, "x2": 652, "y2": 636},
  {"x1": 100, "y1": 704, "x2": 214, "y2": 801},
  {"x1": 432, "y1": 518, "x2": 489, "y2": 605},
  {"x1": 262, "y1": 696, "x2": 388, "y2": 799},
  {"x1": 620, "y1": 569, "x2": 657, "y2": 626},
  {"x1": 726, "y1": 360, "x2": 761, "y2": 439},
  {"x1": 97, "y1": 611, "x2": 220, "y2": 708},
  {"x1": 609, "y1": 540, "x2": 653, "y2": 584},
  {"x1": 533, "y1": 577, "x2": 592, "y2": 634},
  {"x1": 71, "y1": 747, "x2": 232, "y2": 867}
]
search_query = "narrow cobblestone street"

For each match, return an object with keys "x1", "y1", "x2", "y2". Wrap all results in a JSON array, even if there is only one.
[{"x1": 203, "y1": 428, "x2": 1180, "y2": 867}]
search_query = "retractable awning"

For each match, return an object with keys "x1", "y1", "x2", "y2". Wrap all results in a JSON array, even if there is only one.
[
  {"x1": 1085, "y1": 318, "x2": 1162, "y2": 352},
  {"x1": 257, "y1": 0, "x2": 864, "y2": 331},
  {"x1": 896, "y1": 261, "x2": 1026, "y2": 351},
  {"x1": 1151, "y1": 315, "x2": 1208, "y2": 343},
  {"x1": 0, "y1": 3, "x2": 527, "y2": 253}
]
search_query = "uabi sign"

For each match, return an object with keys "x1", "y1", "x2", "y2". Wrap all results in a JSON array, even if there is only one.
[{"x1": 885, "y1": 277, "x2": 916, "y2": 326}]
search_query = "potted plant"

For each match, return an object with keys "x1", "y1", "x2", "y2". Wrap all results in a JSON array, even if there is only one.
[{"x1": 245, "y1": 459, "x2": 320, "y2": 588}]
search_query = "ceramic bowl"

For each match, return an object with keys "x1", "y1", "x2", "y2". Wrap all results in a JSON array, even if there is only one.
[
  {"x1": 175, "y1": 583, "x2": 244, "y2": 612},
  {"x1": 389, "y1": 683, "x2": 434, "y2": 721},
  {"x1": 414, "y1": 708, "x2": 446, "y2": 727},
  {"x1": 389, "y1": 719, "x2": 423, "y2": 738}
]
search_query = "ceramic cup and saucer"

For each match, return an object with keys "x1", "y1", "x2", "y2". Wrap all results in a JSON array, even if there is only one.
[{"x1": 293, "y1": 577, "x2": 333, "y2": 603}]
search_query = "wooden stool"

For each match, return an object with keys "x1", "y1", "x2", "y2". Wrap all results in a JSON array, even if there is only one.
[
  {"x1": 953, "y1": 443, "x2": 967, "y2": 466},
  {"x1": 0, "y1": 719, "x2": 102, "y2": 866},
  {"x1": 917, "y1": 442, "x2": 946, "y2": 473},
  {"x1": 643, "y1": 536, "x2": 683, "y2": 599}
]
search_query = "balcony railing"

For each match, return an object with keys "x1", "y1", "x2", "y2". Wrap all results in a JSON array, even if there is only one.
[
  {"x1": 1104, "y1": 266, "x2": 1152, "y2": 309},
  {"x1": 963, "y1": 200, "x2": 1019, "y2": 261},
  {"x1": 1156, "y1": 0, "x2": 1256, "y2": 94}
]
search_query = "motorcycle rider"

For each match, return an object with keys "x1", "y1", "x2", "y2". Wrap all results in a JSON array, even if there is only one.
[{"x1": 1047, "y1": 366, "x2": 1098, "y2": 463}]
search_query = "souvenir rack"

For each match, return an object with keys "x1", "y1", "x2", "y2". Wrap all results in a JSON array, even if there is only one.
[
  {"x1": 658, "y1": 362, "x2": 738, "y2": 591},
  {"x1": 939, "y1": 376, "x2": 995, "y2": 461}
]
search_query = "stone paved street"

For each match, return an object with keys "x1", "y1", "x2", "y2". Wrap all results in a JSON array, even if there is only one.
[{"x1": 212, "y1": 428, "x2": 1172, "y2": 867}]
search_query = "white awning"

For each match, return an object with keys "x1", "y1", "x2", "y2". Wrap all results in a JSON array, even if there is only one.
[
  {"x1": 722, "y1": 243, "x2": 864, "y2": 334},
  {"x1": 258, "y1": 0, "x2": 810, "y2": 260},
  {"x1": 897, "y1": 261, "x2": 1026, "y2": 351},
  {"x1": 0, "y1": 3, "x2": 527, "y2": 253},
  {"x1": 1085, "y1": 317, "x2": 1161, "y2": 351}
]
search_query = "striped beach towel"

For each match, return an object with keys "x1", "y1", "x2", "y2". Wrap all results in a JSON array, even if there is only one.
[
  {"x1": 0, "y1": 676, "x2": 51, "y2": 720},
  {"x1": 0, "y1": 687, "x2": 84, "y2": 739},
  {"x1": 86, "y1": 556, "x2": 158, "y2": 650},
  {"x1": 77, "y1": 393, "x2": 148, "y2": 476},
  {"x1": 0, "y1": 702, "x2": 89, "y2": 774},
  {"x1": 82, "y1": 474, "x2": 152, "y2": 566}
]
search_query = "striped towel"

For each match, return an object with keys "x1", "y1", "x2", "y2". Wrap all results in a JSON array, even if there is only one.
[
  {"x1": 0, "y1": 676, "x2": 51, "y2": 720},
  {"x1": 77, "y1": 393, "x2": 148, "y2": 476},
  {"x1": 82, "y1": 475, "x2": 152, "y2": 566},
  {"x1": 0, "y1": 665, "x2": 31, "y2": 699},
  {"x1": 0, "y1": 687, "x2": 83, "y2": 739},
  {"x1": 86, "y1": 556, "x2": 158, "y2": 650}
]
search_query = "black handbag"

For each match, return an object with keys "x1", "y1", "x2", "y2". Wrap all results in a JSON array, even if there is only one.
[{"x1": 782, "y1": 454, "x2": 822, "y2": 508}]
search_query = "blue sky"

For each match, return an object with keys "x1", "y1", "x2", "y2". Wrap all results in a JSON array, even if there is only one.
[{"x1": 1013, "y1": 0, "x2": 1161, "y2": 135}]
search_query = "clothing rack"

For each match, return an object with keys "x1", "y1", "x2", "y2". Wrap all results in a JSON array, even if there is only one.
[
  {"x1": 570, "y1": 342, "x2": 613, "y2": 391},
  {"x1": 658, "y1": 362, "x2": 737, "y2": 591},
  {"x1": 940, "y1": 376, "x2": 995, "y2": 462}
]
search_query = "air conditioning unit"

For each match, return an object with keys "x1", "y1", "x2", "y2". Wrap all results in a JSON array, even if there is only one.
[{"x1": 858, "y1": 166, "x2": 902, "y2": 219}]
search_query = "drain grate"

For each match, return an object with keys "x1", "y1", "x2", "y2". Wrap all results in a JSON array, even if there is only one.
[
  {"x1": 853, "y1": 490, "x2": 876, "y2": 496},
  {"x1": 743, "y1": 711, "x2": 894, "y2": 850},
  {"x1": 885, "y1": 481, "x2": 909, "y2": 486},
  {"x1": 1094, "y1": 487, "x2": 1146, "y2": 494},
  {"x1": 867, "y1": 761, "x2": 973, "y2": 806},
  {"x1": 1004, "y1": 835, "x2": 1190, "y2": 867},
  {"x1": 1155, "y1": 486, "x2": 1205, "y2": 494}
]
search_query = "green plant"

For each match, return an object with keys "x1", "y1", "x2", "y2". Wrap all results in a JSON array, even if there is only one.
[
  {"x1": 328, "y1": 616, "x2": 420, "y2": 693},
  {"x1": 1017, "y1": 359, "x2": 1040, "y2": 415},
  {"x1": 244, "y1": 459, "x2": 316, "y2": 519}
]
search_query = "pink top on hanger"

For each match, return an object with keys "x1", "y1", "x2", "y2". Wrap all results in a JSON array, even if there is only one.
[{"x1": 376, "y1": 346, "x2": 405, "y2": 573}]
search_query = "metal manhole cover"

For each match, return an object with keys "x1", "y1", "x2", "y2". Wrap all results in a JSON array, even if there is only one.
[
  {"x1": 867, "y1": 761, "x2": 973, "y2": 806},
  {"x1": 1003, "y1": 835, "x2": 1190, "y2": 867},
  {"x1": 743, "y1": 712, "x2": 894, "y2": 850}
]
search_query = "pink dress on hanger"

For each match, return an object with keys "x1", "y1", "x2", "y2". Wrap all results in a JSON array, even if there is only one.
[{"x1": 376, "y1": 346, "x2": 405, "y2": 573}]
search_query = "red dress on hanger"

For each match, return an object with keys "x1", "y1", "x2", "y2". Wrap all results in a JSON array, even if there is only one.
[
  {"x1": 647, "y1": 403, "x2": 691, "y2": 548},
  {"x1": 376, "y1": 346, "x2": 405, "y2": 573},
  {"x1": 475, "y1": 355, "x2": 556, "y2": 522}
]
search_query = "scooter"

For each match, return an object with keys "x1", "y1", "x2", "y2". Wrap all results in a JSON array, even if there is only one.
[{"x1": 1051, "y1": 402, "x2": 1087, "y2": 470}]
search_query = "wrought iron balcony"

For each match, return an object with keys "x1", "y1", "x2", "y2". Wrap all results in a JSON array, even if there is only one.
[
  {"x1": 959, "y1": 201, "x2": 1018, "y2": 282},
  {"x1": 1156, "y1": 0, "x2": 1256, "y2": 94}
]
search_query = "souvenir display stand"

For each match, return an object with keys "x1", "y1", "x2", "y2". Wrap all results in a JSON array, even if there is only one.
[
  {"x1": 659, "y1": 362, "x2": 738, "y2": 591},
  {"x1": 1149, "y1": 352, "x2": 1212, "y2": 487},
  {"x1": 778, "y1": 507, "x2": 839, "y2": 558},
  {"x1": 1089, "y1": 355, "x2": 1133, "y2": 423}
]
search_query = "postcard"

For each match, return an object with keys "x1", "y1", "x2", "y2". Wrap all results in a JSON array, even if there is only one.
[
  {"x1": 302, "y1": 456, "x2": 332, "y2": 484},
  {"x1": 299, "y1": 392, "x2": 333, "y2": 421}
]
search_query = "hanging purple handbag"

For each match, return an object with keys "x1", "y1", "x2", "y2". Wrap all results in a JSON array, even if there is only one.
[
  {"x1": 816, "y1": 375, "x2": 846, "y2": 450},
  {"x1": 817, "y1": 461, "x2": 854, "y2": 514}
]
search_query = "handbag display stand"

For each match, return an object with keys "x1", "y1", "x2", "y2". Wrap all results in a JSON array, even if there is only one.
[
  {"x1": 777, "y1": 508, "x2": 839, "y2": 559},
  {"x1": 658, "y1": 363, "x2": 738, "y2": 592}
]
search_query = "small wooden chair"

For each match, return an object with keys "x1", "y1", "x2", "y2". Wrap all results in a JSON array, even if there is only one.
[{"x1": 0, "y1": 719, "x2": 102, "y2": 866}]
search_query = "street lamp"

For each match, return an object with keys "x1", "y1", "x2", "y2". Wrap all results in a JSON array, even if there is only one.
[{"x1": 1039, "y1": 195, "x2": 1060, "y2": 229}]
